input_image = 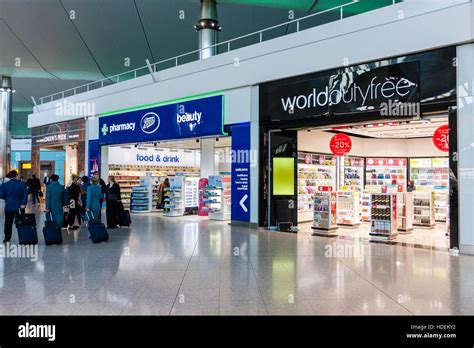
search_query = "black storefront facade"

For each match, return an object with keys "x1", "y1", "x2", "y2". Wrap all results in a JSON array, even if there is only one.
[{"x1": 258, "y1": 46, "x2": 459, "y2": 250}]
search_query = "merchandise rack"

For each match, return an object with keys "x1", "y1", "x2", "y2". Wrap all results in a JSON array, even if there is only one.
[
  {"x1": 434, "y1": 191, "x2": 449, "y2": 222},
  {"x1": 412, "y1": 190, "x2": 435, "y2": 228},
  {"x1": 360, "y1": 190, "x2": 372, "y2": 222},
  {"x1": 336, "y1": 191, "x2": 360, "y2": 227},
  {"x1": 397, "y1": 192, "x2": 413, "y2": 233},
  {"x1": 341, "y1": 156, "x2": 364, "y2": 191},
  {"x1": 370, "y1": 193, "x2": 398, "y2": 242},
  {"x1": 163, "y1": 176, "x2": 185, "y2": 217},
  {"x1": 311, "y1": 191, "x2": 338, "y2": 235},
  {"x1": 201, "y1": 175, "x2": 231, "y2": 221},
  {"x1": 130, "y1": 176, "x2": 152, "y2": 213}
]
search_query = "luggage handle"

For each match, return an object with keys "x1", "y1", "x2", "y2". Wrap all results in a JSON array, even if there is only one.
[
  {"x1": 85, "y1": 211, "x2": 95, "y2": 221},
  {"x1": 45, "y1": 211, "x2": 53, "y2": 222}
]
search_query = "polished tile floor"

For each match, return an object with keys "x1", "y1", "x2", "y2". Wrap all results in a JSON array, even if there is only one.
[{"x1": 0, "y1": 203, "x2": 472, "y2": 315}]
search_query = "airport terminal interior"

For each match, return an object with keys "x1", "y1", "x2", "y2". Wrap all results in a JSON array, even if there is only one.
[{"x1": 1, "y1": 0, "x2": 474, "y2": 317}]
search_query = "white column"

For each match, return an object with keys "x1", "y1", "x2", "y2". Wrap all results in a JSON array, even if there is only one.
[
  {"x1": 100, "y1": 146, "x2": 109, "y2": 180},
  {"x1": 250, "y1": 86, "x2": 259, "y2": 226},
  {"x1": 0, "y1": 76, "x2": 12, "y2": 179},
  {"x1": 200, "y1": 137, "x2": 215, "y2": 178},
  {"x1": 456, "y1": 43, "x2": 474, "y2": 255}
]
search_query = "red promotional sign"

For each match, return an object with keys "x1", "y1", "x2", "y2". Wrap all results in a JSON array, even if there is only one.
[
  {"x1": 433, "y1": 125, "x2": 449, "y2": 152},
  {"x1": 329, "y1": 134, "x2": 352, "y2": 156},
  {"x1": 318, "y1": 186, "x2": 333, "y2": 192}
]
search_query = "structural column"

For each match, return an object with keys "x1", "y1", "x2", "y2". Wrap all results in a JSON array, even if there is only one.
[
  {"x1": 200, "y1": 137, "x2": 215, "y2": 178},
  {"x1": 456, "y1": 43, "x2": 474, "y2": 255},
  {"x1": 196, "y1": 0, "x2": 221, "y2": 59},
  {"x1": 0, "y1": 76, "x2": 13, "y2": 178}
]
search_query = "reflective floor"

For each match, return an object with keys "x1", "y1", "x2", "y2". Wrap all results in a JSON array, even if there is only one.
[{"x1": 0, "y1": 203, "x2": 472, "y2": 315}]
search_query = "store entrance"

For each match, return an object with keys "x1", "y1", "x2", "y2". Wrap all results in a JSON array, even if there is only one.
[
  {"x1": 106, "y1": 136, "x2": 232, "y2": 221},
  {"x1": 294, "y1": 116, "x2": 451, "y2": 250}
]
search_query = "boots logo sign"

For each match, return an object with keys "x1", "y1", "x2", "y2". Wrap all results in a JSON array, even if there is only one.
[{"x1": 140, "y1": 112, "x2": 160, "y2": 134}]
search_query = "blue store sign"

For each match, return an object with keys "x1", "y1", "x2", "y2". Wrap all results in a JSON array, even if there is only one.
[
  {"x1": 99, "y1": 95, "x2": 224, "y2": 145},
  {"x1": 231, "y1": 123, "x2": 251, "y2": 222}
]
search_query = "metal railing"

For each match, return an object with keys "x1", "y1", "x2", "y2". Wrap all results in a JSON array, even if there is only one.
[{"x1": 38, "y1": 0, "x2": 399, "y2": 105}]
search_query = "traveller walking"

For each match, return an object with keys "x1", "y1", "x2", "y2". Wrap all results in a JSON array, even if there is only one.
[
  {"x1": 27, "y1": 173, "x2": 41, "y2": 204},
  {"x1": 45, "y1": 174, "x2": 66, "y2": 229},
  {"x1": 86, "y1": 176, "x2": 102, "y2": 221},
  {"x1": 67, "y1": 177, "x2": 83, "y2": 229},
  {"x1": 106, "y1": 176, "x2": 121, "y2": 228},
  {"x1": 0, "y1": 171, "x2": 28, "y2": 243}
]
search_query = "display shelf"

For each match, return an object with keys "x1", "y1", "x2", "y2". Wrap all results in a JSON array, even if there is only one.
[
  {"x1": 412, "y1": 190, "x2": 435, "y2": 228},
  {"x1": 311, "y1": 191, "x2": 338, "y2": 235},
  {"x1": 184, "y1": 177, "x2": 200, "y2": 208},
  {"x1": 201, "y1": 175, "x2": 231, "y2": 221},
  {"x1": 297, "y1": 152, "x2": 336, "y2": 223},
  {"x1": 131, "y1": 176, "x2": 153, "y2": 213},
  {"x1": 397, "y1": 192, "x2": 413, "y2": 233},
  {"x1": 365, "y1": 158, "x2": 407, "y2": 193},
  {"x1": 336, "y1": 191, "x2": 360, "y2": 227},
  {"x1": 341, "y1": 156, "x2": 364, "y2": 191},
  {"x1": 360, "y1": 190, "x2": 372, "y2": 222},
  {"x1": 434, "y1": 191, "x2": 449, "y2": 222},
  {"x1": 370, "y1": 193, "x2": 398, "y2": 241},
  {"x1": 163, "y1": 176, "x2": 185, "y2": 217}
]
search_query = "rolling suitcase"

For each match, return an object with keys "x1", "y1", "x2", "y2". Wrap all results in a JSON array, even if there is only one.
[
  {"x1": 15, "y1": 209, "x2": 36, "y2": 227},
  {"x1": 43, "y1": 212, "x2": 63, "y2": 246},
  {"x1": 18, "y1": 225, "x2": 38, "y2": 245},
  {"x1": 86, "y1": 211, "x2": 109, "y2": 244},
  {"x1": 118, "y1": 201, "x2": 131, "y2": 227}
]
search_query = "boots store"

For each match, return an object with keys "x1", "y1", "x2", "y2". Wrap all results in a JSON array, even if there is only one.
[
  {"x1": 259, "y1": 47, "x2": 458, "y2": 251},
  {"x1": 90, "y1": 93, "x2": 253, "y2": 225}
]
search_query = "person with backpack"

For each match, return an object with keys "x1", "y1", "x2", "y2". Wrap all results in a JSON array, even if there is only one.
[
  {"x1": 45, "y1": 174, "x2": 66, "y2": 229},
  {"x1": 0, "y1": 171, "x2": 28, "y2": 243}
]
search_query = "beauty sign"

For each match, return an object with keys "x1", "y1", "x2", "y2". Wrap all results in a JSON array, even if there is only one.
[
  {"x1": 329, "y1": 133, "x2": 352, "y2": 156},
  {"x1": 433, "y1": 125, "x2": 449, "y2": 152}
]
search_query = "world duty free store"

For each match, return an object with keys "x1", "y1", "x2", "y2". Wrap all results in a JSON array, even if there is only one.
[
  {"x1": 259, "y1": 47, "x2": 459, "y2": 252},
  {"x1": 90, "y1": 93, "x2": 253, "y2": 225}
]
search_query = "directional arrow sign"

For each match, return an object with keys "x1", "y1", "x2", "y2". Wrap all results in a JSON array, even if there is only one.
[{"x1": 239, "y1": 194, "x2": 248, "y2": 213}]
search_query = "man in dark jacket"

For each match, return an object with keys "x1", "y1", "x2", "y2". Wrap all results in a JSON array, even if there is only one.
[
  {"x1": 26, "y1": 174, "x2": 41, "y2": 204},
  {"x1": 0, "y1": 170, "x2": 28, "y2": 243}
]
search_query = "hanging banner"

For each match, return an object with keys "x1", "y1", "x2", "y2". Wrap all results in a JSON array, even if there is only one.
[
  {"x1": 432, "y1": 125, "x2": 449, "y2": 152},
  {"x1": 329, "y1": 133, "x2": 352, "y2": 156}
]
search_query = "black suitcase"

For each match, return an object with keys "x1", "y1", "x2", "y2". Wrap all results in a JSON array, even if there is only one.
[
  {"x1": 18, "y1": 225, "x2": 38, "y2": 245},
  {"x1": 86, "y1": 212, "x2": 109, "y2": 244},
  {"x1": 43, "y1": 213, "x2": 63, "y2": 246},
  {"x1": 15, "y1": 210, "x2": 36, "y2": 227},
  {"x1": 118, "y1": 210, "x2": 131, "y2": 227}
]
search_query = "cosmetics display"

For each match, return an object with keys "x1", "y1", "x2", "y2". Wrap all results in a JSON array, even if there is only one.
[
  {"x1": 131, "y1": 176, "x2": 153, "y2": 213},
  {"x1": 163, "y1": 176, "x2": 185, "y2": 217},
  {"x1": 341, "y1": 156, "x2": 364, "y2": 191},
  {"x1": 336, "y1": 191, "x2": 360, "y2": 227},
  {"x1": 396, "y1": 192, "x2": 413, "y2": 233},
  {"x1": 200, "y1": 175, "x2": 231, "y2": 221},
  {"x1": 360, "y1": 190, "x2": 372, "y2": 222},
  {"x1": 412, "y1": 190, "x2": 435, "y2": 228},
  {"x1": 311, "y1": 191, "x2": 338, "y2": 234},
  {"x1": 365, "y1": 158, "x2": 407, "y2": 192}
]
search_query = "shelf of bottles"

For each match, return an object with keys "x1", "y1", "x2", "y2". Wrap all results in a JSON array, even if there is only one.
[
  {"x1": 370, "y1": 193, "x2": 398, "y2": 242},
  {"x1": 396, "y1": 192, "x2": 413, "y2": 233},
  {"x1": 336, "y1": 191, "x2": 360, "y2": 227},
  {"x1": 297, "y1": 152, "x2": 337, "y2": 223},
  {"x1": 201, "y1": 175, "x2": 231, "y2": 221},
  {"x1": 311, "y1": 191, "x2": 338, "y2": 235},
  {"x1": 131, "y1": 176, "x2": 152, "y2": 213},
  {"x1": 412, "y1": 190, "x2": 435, "y2": 228},
  {"x1": 184, "y1": 177, "x2": 200, "y2": 208},
  {"x1": 360, "y1": 190, "x2": 372, "y2": 222},
  {"x1": 340, "y1": 156, "x2": 364, "y2": 191},
  {"x1": 163, "y1": 176, "x2": 185, "y2": 217}
]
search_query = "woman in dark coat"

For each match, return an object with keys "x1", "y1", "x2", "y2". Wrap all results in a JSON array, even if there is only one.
[
  {"x1": 106, "y1": 175, "x2": 121, "y2": 228},
  {"x1": 67, "y1": 177, "x2": 83, "y2": 229}
]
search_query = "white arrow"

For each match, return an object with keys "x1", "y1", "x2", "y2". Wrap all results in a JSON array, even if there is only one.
[{"x1": 239, "y1": 194, "x2": 248, "y2": 213}]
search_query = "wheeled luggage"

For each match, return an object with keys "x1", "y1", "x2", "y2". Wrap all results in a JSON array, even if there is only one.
[
  {"x1": 118, "y1": 201, "x2": 131, "y2": 227},
  {"x1": 85, "y1": 211, "x2": 109, "y2": 244},
  {"x1": 18, "y1": 225, "x2": 38, "y2": 245},
  {"x1": 15, "y1": 210, "x2": 36, "y2": 227},
  {"x1": 43, "y1": 212, "x2": 63, "y2": 246}
]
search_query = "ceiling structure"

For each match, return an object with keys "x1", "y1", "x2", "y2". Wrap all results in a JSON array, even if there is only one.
[{"x1": 0, "y1": 0, "x2": 399, "y2": 136}]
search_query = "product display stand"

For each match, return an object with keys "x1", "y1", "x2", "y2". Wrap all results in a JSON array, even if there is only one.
[
  {"x1": 336, "y1": 191, "x2": 360, "y2": 227},
  {"x1": 201, "y1": 175, "x2": 231, "y2": 221},
  {"x1": 370, "y1": 193, "x2": 398, "y2": 242},
  {"x1": 131, "y1": 176, "x2": 152, "y2": 213},
  {"x1": 163, "y1": 176, "x2": 185, "y2": 217},
  {"x1": 184, "y1": 177, "x2": 200, "y2": 212},
  {"x1": 311, "y1": 191, "x2": 338, "y2": 236},
  {"x1": 397, "y1": 192, "x2": 413, "y2": 233},
  {"x1": 434, "y1": 191, "x2": 449, "y2": 222},
  {"x1": 413, "y1": 190, "x2": 435, "y2": 228},
  {"x1": 360, "y1": 190, "x2": 372, "y2": 222}
]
